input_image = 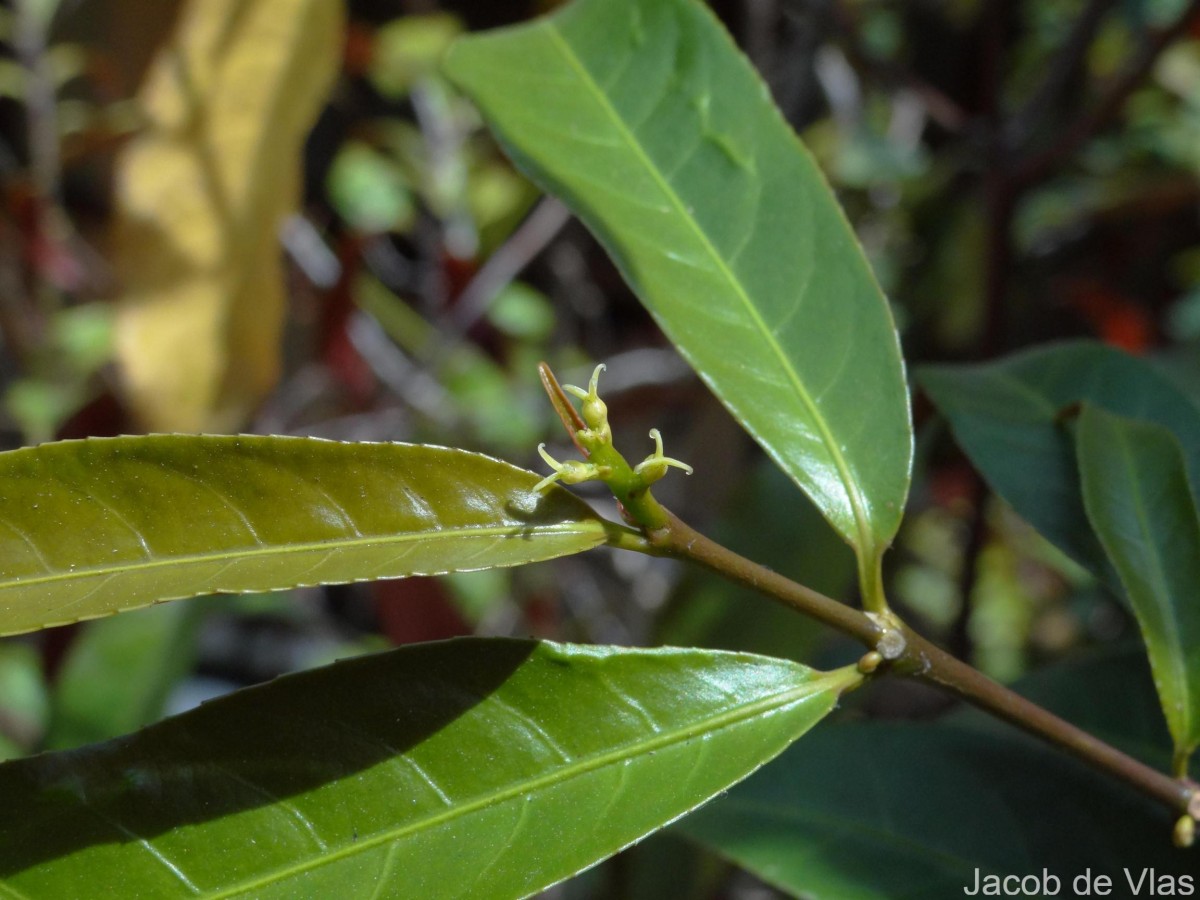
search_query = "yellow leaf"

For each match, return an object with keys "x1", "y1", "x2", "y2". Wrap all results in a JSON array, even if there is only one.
[{"x1": 113, "y1": 0, "x2": 343, "y2": 432}]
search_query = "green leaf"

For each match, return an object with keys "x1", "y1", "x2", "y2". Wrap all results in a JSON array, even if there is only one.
[
  {"x1": 444, "y1": 0, "x2": 913, "y2": 573},
  {"x1": 369, "y1": 12, "x2": 464, "y2": 98},
  {"x1": 0, "y1": 643, "x2": 48, "y2": 760},
  {"x1": 0, "y1": 435, "x2": 612, "y2": 637},
  {"x1": 680, "y1": 650, "x2": 1182, "y2": 898},
  {"x1": 328, "y1": 140, "x2": 416, "y2": 233},
  {"x1": 487, "y1": 282, "x2": 556, "y2": 342},
  {"x1": 918, "y1": 340, "x2": 1200, "y2": 582},
  {"x1": 44, "y1": 602, "x2": 205, "y2": 750},
  {"x1": 1077, "y1": 405, "x2": 1200, "y2": 763},
  {"x1": 0, "y1": 639, "x2": 858, "y2": 898}
]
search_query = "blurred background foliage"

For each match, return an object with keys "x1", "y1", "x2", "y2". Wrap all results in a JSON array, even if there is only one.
[{"x1": 0, "y1": 0, "x2": 1198, "y2": 895}]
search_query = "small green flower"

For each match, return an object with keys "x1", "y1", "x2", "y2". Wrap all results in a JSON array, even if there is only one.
[
  {"x1": 533, "y1": 362, "x2": 692, "y2": 528},
  {"x1": 632, "y1": 429, "x2": 693, "y2": 485},
  {"x1": 563, "y1": 364, "x2": 611, "y2": 448},
  {"x1": 532, "y1": 443, "x2": 612, "y2": 493}
]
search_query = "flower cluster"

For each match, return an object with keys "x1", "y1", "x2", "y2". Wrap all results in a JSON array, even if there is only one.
[{"x1": 533, "y1": 364, "x2": 692, "y2": 494}]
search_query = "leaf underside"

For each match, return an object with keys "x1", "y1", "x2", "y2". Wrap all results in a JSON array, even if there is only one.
[
  {"x1": 444, "y1": 0, "x2": 913, "y2": 560},
  {"x1": 0, "y1": 435, "x2": 610, "y2": 636},
  {"x1": 1077, "y1": 405, "x2": 1200, "y2": 757},
  {"x1": 0, "y1": 639, "x2": 854, "y2": 898}
]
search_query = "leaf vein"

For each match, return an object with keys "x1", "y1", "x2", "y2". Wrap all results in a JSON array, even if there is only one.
[
  {"x1": 206, "y1": 677, "x2": 833, "y2": 898},
  {"x1": 541, "y1": 23, "x2": 875, "y2": 555}
]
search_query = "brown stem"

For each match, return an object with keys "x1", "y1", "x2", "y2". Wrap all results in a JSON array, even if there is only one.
[
  {"x1": 648, "y1": 510, "x2": 884, "y2": 647},
  {"x1": 906, "y1": 629, "x2": 1200, "y2": 818},
  {"x1": 637, "y1": 508, "x2": 1200, "y2": 819}
]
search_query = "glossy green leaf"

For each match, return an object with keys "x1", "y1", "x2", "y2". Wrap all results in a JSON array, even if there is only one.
[
  {"x1": 0, "y1": 435, "x2": 612, "y2": 636},
  {"x1": 680, "y1": 650, "x2": 1183, "y2": 898},
  {"x1": 0, "y1": 638, "x2": 858, "y2": 898},
  {"x1": 1077, "y1": 405, "x2": 1200, "y2": 761},
  {"x1": 444, "y1": 0, "x2": 913, "y2": 571},
  {"x1": 918, "y1": 340, "x2": 1200, "y2": 582}
]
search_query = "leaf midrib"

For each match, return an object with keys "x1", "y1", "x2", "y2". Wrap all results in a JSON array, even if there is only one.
[
  {"x1": 1107, "y1": 426, "x2": 1192, "y2": 748},
  {"x1": 208, "y1": 673, "x2": 838, "y2": 898},
  {"x1": 539, "y1": 19, "x2": 874, "y2": 554},
  {"x1": 0, "y1": 521, "x2": 605, "y2": 594}
]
